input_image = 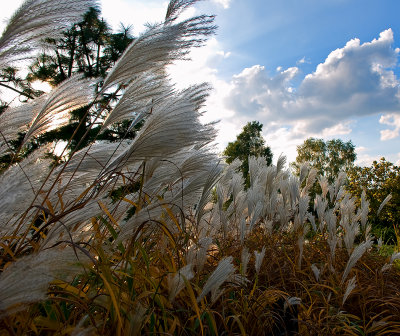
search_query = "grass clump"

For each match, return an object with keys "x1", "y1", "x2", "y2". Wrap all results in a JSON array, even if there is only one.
[{"x1": 0, "y1": 1, "x2": 400, "y2": 335}]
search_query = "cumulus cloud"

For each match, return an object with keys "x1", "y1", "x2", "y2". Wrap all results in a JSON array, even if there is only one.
[
  {"x1": 396, "y1": 153, "x2": 400, "y2": 166},
  {"x1": 296, "y1": 56, "x2": 310, "y2": 65},
  {"x1": 212, "y1": 0, "x2": 232, "y2": 9},
  {"x1": 0, "y1": 0, "x2": 24, "y2": 32},
  {"x1": 379, "y1": 113, "x2": 400, "y2": 140},
  {"x1": 223, "y1": 29, "x2": 400, "y2": 141},
  {"x1": 355, "y1": 152, "x2": 382, "y2": 167},
  {"x1": 101, "y1": 0, "x2": 170, "y2": 32},
  {"x1": 167, "y1": 36, "x2": 235, "y2": 151}
]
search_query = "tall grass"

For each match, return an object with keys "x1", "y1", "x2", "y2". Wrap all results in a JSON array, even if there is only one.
[{"x1": 0, "y1": 1, "x2": 400, "y2": 335}]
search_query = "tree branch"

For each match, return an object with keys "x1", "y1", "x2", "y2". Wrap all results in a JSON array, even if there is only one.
[{"x1": 0, "y1": 82, "x2": 34, "y2": 99}]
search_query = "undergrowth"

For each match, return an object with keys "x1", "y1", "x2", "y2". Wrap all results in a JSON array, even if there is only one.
[{"x1": 0, "y1": 0, "x2": 399, "y2": 335}]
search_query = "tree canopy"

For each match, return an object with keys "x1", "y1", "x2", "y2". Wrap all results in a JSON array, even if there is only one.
[
  {"x1": 223, "y1": 121, "x2": 272, "y2": 184},
  {"x1": 28, "y1": 7, "x2": 134, "y2": 86},
  {"x1": 292, "y1": 137, "x2": 356, "y2": 182},
  {"x1": 0, "y1": 7, "x2": 138, "y2": 172},
  {"x1": 347, "y1": 158, "x2": 400, "y2": 240}
]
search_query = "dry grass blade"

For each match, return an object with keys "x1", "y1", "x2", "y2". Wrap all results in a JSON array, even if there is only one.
[
  {"x1": 197, "y1": 256, "x2": 235, "y2": 302},
  {"x1": 377, "y1": 193, "x2": 392, "y2": 216},
  {"x1": 165, "y1": 0, "x2": 202, "y2": 22},
  {"x1": 0, "y1": 0, "x2": 99, "y2": 66},
  {"x1": 101, "y1": 15, "x2": 216, "y2": 90},
  {"x1": 342, "y1": 239, "x2": 373, "y2": 283},
  {"x1": 22, "y1": 75, "x2": 94, "y2": 145},
  {"x1": 0, "y1": 246, "x2": 93, "y2": 316}
]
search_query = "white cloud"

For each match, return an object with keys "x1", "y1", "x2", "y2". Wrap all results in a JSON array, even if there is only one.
[
  {"x1": 211, "y1": 0, "x2": 232, "y2": 9},
  {"x1": 102, "y1": 0, "x2": 169, "y2": 32},
  {"x1": 0, "y1": 0, "x2": 24, "y2": 32},
  {"x1": 321, "y1": 122, "x2": 353, "y2": 137},
  {"x1": 296, "y1": 56, "x2": 310, "y2": 65},
  {"x1": 354, "y1": 146, "x2": 388, "y2": 167},
  {"x1": 167, "y1": 36, "x2": 234, "y2": 152},
  {"x1": 202, "y1": 29, "x2": 400, "y2": 163},
  {"x1": 356, "y1": 146, "x2": 367, "y2": 153},
  {"x1": 379, "y1": 113, "x2": 400, "y2": 140},
  {"x1": 396, "y1": 153, "x2": 400, "y2": 166},
  {"x1": 215, "y1": 29, "x2": 400, "y2": 161},
  {"x1": 225, "y1": 29, "x2": 400, "y2": 132},
  {"x1": 355, "y1": 152, "x2": 381, "y2": 167}
]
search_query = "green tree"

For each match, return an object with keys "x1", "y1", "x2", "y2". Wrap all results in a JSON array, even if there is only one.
[
  {"x1": 27, "y1": 7, "x2": 137, "y2": 152},
  {"x1": 0, "y1": 67, "x2": 44, "y2": 115},
  {"x1": 223, "y1": 121, "x2": 273, "y2": 184},
  {"x1": 28, "y1": 7, "x2": 133, "y2": 85},
  {"x1": 292, "y1": 138, "x2": 356, "y2": 182},
  {"x1": 0, "y1": 8, "x2": 137, "y2": 171},
  {"x1": 347, "y1": 158, "x2": 400, "y2": 241}
]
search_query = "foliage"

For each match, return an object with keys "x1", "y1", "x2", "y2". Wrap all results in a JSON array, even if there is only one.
[
  {"x1": 28, "y1": 7, "x2": 134, "y2": 85},
  {"x1": 347, "y1": 158, "x2": 400, "y2": 241},
  {"x1": 0, "y1": 7, "x2": 137, "y2": 171},
  {"x1": 223, "y1": 121, "x2": 272, "y2": 185},
  {"x1": 292, "y1": 137, "x2": 356, "y2": 182},
  {"x1": 0, "y1": 1, "x2": 400, "y2": 335}
]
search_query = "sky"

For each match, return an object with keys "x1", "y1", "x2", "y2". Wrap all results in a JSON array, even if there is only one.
[{"x1": 2, "y1": 0, "x2": 400, "y2": 166}]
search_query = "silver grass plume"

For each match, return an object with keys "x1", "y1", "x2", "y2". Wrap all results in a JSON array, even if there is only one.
[
  {"x1": 227, "y1": 274, "x2": 249, "y2": 288},
  {"x1": 360, "y1": 190, "x2": 369, "y2": 232},
  {"x1": 343, "y1": 220, "x2": 360, "y2": 255},
  {"x1": 22, "y1": 75, "x2": 94, "y2": 145},
  {"x1": 100, "y1": 73, "x2": 171, "y2": 131},
  {"x1": 62, "y1": 141, "x2": 133, "y2": 174},
  {"x1": 294, "y1": 195, "x2": 309, "y2": 230},
  {"x1": 0, "y1": 0, "x2": 99, "y2": 67},
  {"x1": 377, "y1": 237, "x2": 383, "y2": 249},
  {"x1": 318, "y1": 175, "x2": 329, "y2": 199},
  {"x1": 330, "y1": 172, "x2": 347, "y2": 203},
  {"x1": 105, "y1": 84, "x2": 216, "y2": 171},
  {"x1": 298, "y1": 225, "x2": 309, "y2": 268},
  {"x1": 381, "y1": 251, "x2": 400, "y2": 272},
  {"x1": 341, "y1": 238, "x2": 373, "y2": 283},
  {"x1": 314, "y1": 195, "x2": 327, "y2": 231},
  {"x1": 342, "y1": 276, "x2": 356, "y2": 305},
  {"x1": 239, "y1": 217, "x2": 247, "y2": 244},
  {"x1": 254, "y1": 246, "x2": 266, "y2": 275},
  {"x1": 116, "y1": 203, "x2": 166, "y2": 243},
  {"x1": 311, "y1": 264, "x2": 320, "y2": 282},
  {"x1": 195, "y1": 162, "x2": 224, "y2": 224},
  {"x1": 165, "y1": 165, "x2": 223, "y2": 210},
  {"x1": 0, "y1": 246, "x2": 93, "y2": 316},
  {"x1": 307, "y1": 213, "x2": 316, "y2": 231},
  {"x1": 276, "y1": 154, "x2": 287, "y2": 174},
  {"x1": 241, "y1": 247, "x2": 250, "y2": 275},
  {"x1": 187, "y1": 237, "x2": 212, "y2": 272},
  {"x1": 0, "y1": 98, "x2": 44, "y2": 155},
  {"x1": 165, "y1": 0, "x2": 202, "y2": 22},
  {"x1": 377, "y1": 194, "x2": 392, "y2": 216},
  {"x1": 168, "y1": 264, "x2": 194, "y2": 301},
  {"x1": 0, "y1": 147, "x2": 52, "y2": 232},
  {"x1": 71, "y1": 318, "x2": 95, "y2": 336},
  {"x1": 284, "y1": 297, "x2": 301, "y2": 311},
  {"x1": 249, "y1": 201, "x2": 263, "y2": 232},
  {"x1": 197, "y1": 256, "x2": 235, "y2": 302},
  {"x1": 127, "y1": 302, "x2": 147, "y2": 336},
  {"x1": 101, "y1": 14, "x2": 216, "y2": 90},
  {"x1": 325, "y1": 210, "x2": 338, "y2": 269},
  {"x1": 301, "y1": 168, "x2": 317, "y2": 196},
  {"x1": 299, "y1": 163, "x2": 309, "y2": 185},
  {"x1": 289, "y1": 176, "x2": 300, "y2": 209}
]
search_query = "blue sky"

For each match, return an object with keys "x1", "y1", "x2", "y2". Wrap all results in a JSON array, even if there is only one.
[{"x1": 3, "y1": 0, "x2": 400, "y2": 166}]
